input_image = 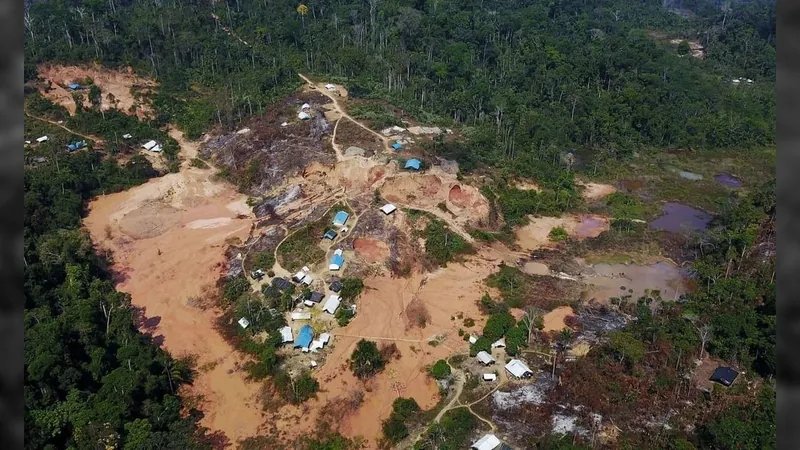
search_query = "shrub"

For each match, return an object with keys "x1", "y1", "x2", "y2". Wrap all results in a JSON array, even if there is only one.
[
  {"x1": 339, "y1": 278, "x2": 364, "y2": 302},
  {"x1": 349, "y1": 339, "x2": 386, "y2": 379},
  {"x1": 548, "y1": 226, "x2": 569, "y2": 242},
  {"x1": 429, "y1": 360, "x2": 451, "y2": 379},
  {"x1": 381, "y1": 416, "x2": 409, "y2": 443},
  {"x1": 335, "y1": 306, "x2": 355, "y2": 326},
  {"x1": 482, "y1": 312, "x2": 516, "y2": 342},
  {"x1": 470, "y1": 337, "x2": 491, "y2": 356},
  {"x1": 273, "y1": 370, "x2": 319, "y2": 404}
]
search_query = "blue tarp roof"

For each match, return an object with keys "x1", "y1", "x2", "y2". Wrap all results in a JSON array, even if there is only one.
[
  {"x1": 330, "y1": 254, "x2": 345, "y2": 268},
  {"x1": 67, "y1": 141, "x2": 87, "y2": 151},
  {"x1": 404, "y1": 159, "x2": 421, "y2": 170},
  {"x1": 294, "y1": 325, "x2": 314, "y2": 348},
  {"x1": 323, "y1": 229, "x2": 338, "y2": 240},
  {"x1": 67, "y1": 83, "x2": 81, "y2": 90},
  {"x1": 333, "y1": 211, "x2": 350, "y2": 226},
  {"x1": 391, "y1": 142, "x2": 403, "y2": 150}
]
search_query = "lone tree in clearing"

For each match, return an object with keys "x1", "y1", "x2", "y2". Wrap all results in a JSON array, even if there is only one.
[{"x1": 349, "y1": 339, "x2": 387, "y2": 379}]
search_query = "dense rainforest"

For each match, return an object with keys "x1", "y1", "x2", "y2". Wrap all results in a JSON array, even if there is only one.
[{"x1": 24, "y1": 0, "x2": 775, "y2": 448}]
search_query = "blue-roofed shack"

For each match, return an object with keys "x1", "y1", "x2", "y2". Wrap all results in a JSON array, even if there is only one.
[
  {"x1": 404, "y1": 159, "x2": 422, "y2": 170},
  {"x1": 66, "y1": 140, "x2": 87, "y2": 152},
  {"x1": 333, "y1": 211, "x2": 350, "y2": 226},
  {"x1": 323, "y1": 229, "x2": 338, "y2": 240},
  {"x1": 294, "y1": 325, "x2": 314, "y2": 348},
  {"x1": 391, "y1": 142, "x2": 403, "y2": 151},
  {"x1": 67, "y1": 83, "x2": 81, "y2": 90},
  {"x1": 329, "y1": 253, "x2": 345, "y2": 271}
]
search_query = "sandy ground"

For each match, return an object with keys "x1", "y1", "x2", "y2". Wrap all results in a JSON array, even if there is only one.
[
  {"x1": 83, "y1": 129, "x2": 265, "y2": 445},
  {"x1": 37, "y1": 64, "x2": 156, "y2": 118},
  {"x1": 353, "y1": 238, "x2": 390, "y2": 263},
  {"x1": 579, "y1": 182, "x2": 617, "y2": 201},
  {"x1": 514, "y1": 214, "x2": 610, "y2": 252},
  {"x1": 541, "y1": 306, "x2": 576, "y2": 332},
  {"x1": 267, "y1": 247, "x2": 508, "y2": 448}
]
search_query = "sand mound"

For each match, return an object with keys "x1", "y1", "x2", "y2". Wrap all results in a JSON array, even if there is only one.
[
  {"x1": 118, "y1": 202, "x2": 182, "y2": 239},
  {"x1": 353, "y1": 238, "x2": 390, "y2": 263},
  {"x1": 542, "y1": 306, "x2": 576, "y2": 332}
]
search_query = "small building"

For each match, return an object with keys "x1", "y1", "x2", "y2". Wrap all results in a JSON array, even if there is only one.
[
  {"x1": 710, "y1": 366, "x2": 739, "y2": 387},
  {"x1": 251, "y1": 269, "x2": 265, "y2": 280},
  {"x1": 325, "y1": 83, "x2": 337, "y2": 91},
  {"x1": 67, "y1": 83, "x2": 81, "y2": 90},
  {"x1": 333, "y1": 211, "x2": 350, "y2": 227},
  {"x1": 323, "y1": 229, "x2": 338, "y2": 240},
  {"x1": 279, "y1": 326, "x2": 294, "y2": 343},
  {"x1": 308, "y1": 292, "x2": 325, "y2": 303},
  {"x1": 122, "y1": 133, "x2": 132, "y2": 139},
  {"x1": 468, "y1": 335, "x2": 478, "y2": 345},
  {"x1": 292, "y1": 269, "x2": 307, "y2": 283},
  {"x1": 491, "y1": 337, "x2": 506, "y2": 349},
  {"x1": 323, "y1": 294, "x2": 341, "y2": 314},
  {"x1": 404, "y1": 159, "x2": 422, "y2": 170},
  {"x1": 142, "y1": 140, "x2": 157, "y2": 150},
  {"x1": 471, "y1": 434, "x2": 501, "y2": 450},
  {"x1": 310, "y1": 340, "x2": 324, "y2": 352},
  {"x1": 272, "y1": 277, "x2": 293, "y2": 291},
  {"x1": 301, "y1": 103, "x2": 311, "y2": 110},
  {"x1": 66, "y1": 140, "x2": 87, "y2": 152},
  {"x1": 380, "y1": 204, "x2": 397, "y2": 215},
  {"x1": 483, "y1": 373, "x2": 497, "y2": 382},
  {"x1": 303, "y1": 300, "x2": 315, "y2": 307},
  {"x1": 476, "y1": 351, "x2": 496, "y2": 366},
  {"x1": 505, "y1": 359, "x2": 534, "y2": 379},
  {"x1": 150, "y1": 144, "x2": 163, "y2": 153},
  {"x1": 391, "y1": 142, "x2": 403, "y2": 151},
  {"x1": 329, "y1": 251, "x2": 345, "y2": 271},
  {"x1": 310, "y1": 360, "x2": 318, "y2": 368},
  {"x1": 298, "y1": 111, "x2": 311, "y2": 120},
  {"x1": 238, "y1": 318, "x2": 250, "y2": 329},
  {"x1": 33, "y1": 156, "x2": 47, "y2": 164},
  {"x1": 36, "y1": 135, "x2": 48, "y2": 143},
  {"x1": 291, "y1": 312, "x2": 312, "y2": 321},
  {"x1": 320, "y1": 333, "x2": 331, "y2": 344},
  {"x1": 294, "y1": 324, "x2": 314, "y2": 348},
  {"x1": 301, "y1": 274, "x2": 314, "y2": 286},
  {"x1": 330, "y1": 279, "x2": 343, "y2": 292}
]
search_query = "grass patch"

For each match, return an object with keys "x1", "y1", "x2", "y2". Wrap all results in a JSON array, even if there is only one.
[
  {"x1": 244, "y1": 251, "x2": 276, "y2": 273},
  {"x1": 349, "y1": 101, "x2": 403, "y2": 130},
  {"x1": 277, "y1": 202, "x2": 351, "y2": 272},
  {"x1": 419, "y1": 217, "x2": 473, "y2": 267},
  {"x1": 485, "y1": 264, "x2": 579, "y2": 310}
]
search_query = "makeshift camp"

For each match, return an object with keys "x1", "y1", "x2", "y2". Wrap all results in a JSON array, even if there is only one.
[
  {"x1": 36, "y1": 136, "x2": 48, "y2": 143},
  {"x1": 491, "y1": 338, "x2": 506, "y2": 349},
  {"x1": 301, "y1": 274, "x2": 313, "y2": 286},
  {"x1": 329, "y1": 280, "x2": 343, "y2": 292},
  {"x1": 292, "y1": 269, "x2": 307, "y2": 283},
  {"x1": 272, "y1": 277, "x2": 293, "y2": 291},
  {"x1": 404, "y1": 159, "x2": 422, "y2": 170},
  {"x1": 304, "y1": 300, "x2": 315, "y2": 307},
  {"x1": 301, "y1": 103, "x2": 311, "y2": 110},
  {"x1": 323, "y1": 295, "x2": 341, "y2": 314},
  {"x1": 471, "y1": 434, "x2": 501, "y2": 450},
  {"x1": 150, "y1": 144, "x2": 163, "y2": 153},
  {"x1": 333, "y1": 211, "x2": 350, "y2": 226},
  {"x1": 505, "y1": 359, "x2": 534, "y2": 378},
  {"x1": 67, "y1": 83, "x2": 81, "y2": 90},
  {"x1": 142, "y1": 140, "x2": 157, "y2": 150},
  {"x1": 380, "y1": 204, "x2": 397, "y2": 215},
  {"x1": 122, "y1": 133, "x2": 132, "y2": 139},
  {"x1": 468, "y1": 335, "x2": 478, "y2": 344},
  {"x1": 308, "y1": 292, "x2": 325, "y2": 303},
  {"x1": 66, "y1": 140, "x2": 87, "y2": 152},
  {"x1": 709, "y1": 366, "x2": 740, "y2": 387},
  {"x1": 294, "y1": 325, "x2": 314, "y2": 348},
  {"x1": 310, "y1": 340, "x2": 324, "y2": 352},
  {"x1": 325, "y1": 83, "x2": 337, "y2": 91},
  {"x1": 298, "y1": 111, "x2": 311, "y2": 120},
  {"x1": 476, "y1": 351, "x2": 496, "y2": 365},
  {"x1": 319, "y1": 333, "x2": 331, "y2": 344}
]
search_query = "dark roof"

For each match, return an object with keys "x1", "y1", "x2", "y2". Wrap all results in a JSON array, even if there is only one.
[
  {"x1": 323, "y1": 229, "x2": 338, "y2": 240},
  {"x1": 330, "y1": 280, "x2": 343, "y2": 292},
  {"x1": 709, "y1": 366, "x2": 739, "y2": 386},
  {"x1": 309, "y1": 292, "x2": 325, "y2": 303},
  {"x1": 271, "y1": 277, "x2": 293, "y2": 291}
]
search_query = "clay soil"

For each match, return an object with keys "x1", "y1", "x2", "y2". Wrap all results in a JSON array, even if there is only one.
[
  {"x1": 579, "y1": 182, "x2": 617, "y2": 201},
  {"x1": 353, "y1": 237, "x2": 390, "y2": 264},
  {"x1": 37, "y1": 64, "x2": 156, "y2": 117},
  {"x1": 514, "y1": 215, "x2": 610, "y2": 252},
  {"x1": 83, "y1": 130, "x2": 266, "y2": 445},
  {"x1": 542, "y1": 306, "x2": 576, "y2": 333}
]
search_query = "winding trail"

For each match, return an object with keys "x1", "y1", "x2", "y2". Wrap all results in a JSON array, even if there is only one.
[{"x1": 25, "y1": 113, "x2": 104, "y2": 143}]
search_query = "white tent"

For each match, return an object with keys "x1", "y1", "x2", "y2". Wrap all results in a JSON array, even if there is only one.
[
  {"x1": 310, "y1": 340, "x2": 324, "y2": 352},
  {"x1": 301, "y1": 103, "x2": 311, "y2": 110},
  {"x1": 491, "y1": 337, "x2": 506, "y2": 349},
  {"x1": 236, "y1": 127, "x2": 251, "y2": 134},
  {"x1": 279, "y1": 326, "x2": 294, "y2": 343},
  {"x1": 122, "y1": 133, "x2": 132, "y2": 139},
  {"x1": 292, "y1": 270, "x2": 306, "y2": 282},
  {"x1": 319, "y1": 333, "x2": 331, "y2": 344},
  {"x1": 310, "y1": 360, "x2": 318, "y2": 368},
  {"x1": 304, "y1": 300, "x2": 315, "y2": 307},
  {"x1": 150, "y1": 144, "x2": 163, "y2": 153},
  {"x1": 325, "y1": 83, "x2": 336, "y2": 91},
  {"x1": 291, "y1": 312, "x2": 312, "y2": 321},
  {"x1": 142, "y1": 140, "x2": 157, "y2": 150},
  {"x1": 301, "y1": 274, "x2": 314, "y2": 286},
  {"x1": 238, "y1": 318, "x2": 250, "y2": 329},
  {"x1": 380, "y1": 204, "x2": 397, "y2": 215},
  {"x1": 482, "y1": 373, "x2": 497, "y2": 381},
  {"x1": 471, "y1": 433, "x2": 501, "y2": 450},
  {"x1": 468, "y1": 335, "x2": 478, "y2": 344},
  {"x1": 505, "y1": 359, "x2": 534, "y2": 378},
  {"x1": 298, "y1": 111, "x2": 311, "y2": 120},
  {"x1": 476, "y1": 351, "x2": 496, "y2": 365},
  {"x1": 36, "y1": 136, "x2": 48, "y2": 143},
  {"x1": 323, "y1": 295, "x2": 341, "y2": 314}
]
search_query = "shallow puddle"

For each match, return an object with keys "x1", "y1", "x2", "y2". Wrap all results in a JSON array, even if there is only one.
[
  {"x1": 714, "y1": 172, "x2": 742, "y2": 188},
  {"x1": 649, "y1": 202, "x2": 712, "y2": 233},
  {"x1": 584, "y1": 261, "x2": 687, "y2": 303}
]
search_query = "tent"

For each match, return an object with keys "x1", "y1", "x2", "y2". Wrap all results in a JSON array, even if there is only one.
[
  {"x1": 505, "y1": 359, "x2": 533, "y2": 378},
  {"x1": 325, "y1": 83, "x2": 337, "y2": 91},
  {"x1": 404, "y1": 159, "x2": 422, "y2": 170},
  {"x1": 491, "y1": 338, "x2": 506, "y2": 349},
  {"x1": 36, "y1": 136, "x2": 48, "y2": 143},
  {"x1": 471, "y1": 434, "x2": 501, "y2": 450},
  {"x1": 330, "y1": 280, "x2": 343, "y2": 292},
  {"x1": 298, "y1": 111, "x2": 311, "y2": 120},
  {"x1": 66, "y1": 140, "x2": 87, "y2": 151},
  {"x1": 380, "y1": 204, "x2": 397, "y2": 215},
  {"x1": 476, "y1": 351, "x2": 495, "y2": 365},
  {"x1": 468, "y1": 335, "x2": 478, "y2": 344},
  {"x1": 291, "y1": 312, "x2": 311, "y2": 321},
  {"x1": 483, "y1": 373, "x2": 497, "y2": 381},
  {"x1": 301, "y1": 274, "x2": 314, "y2": 286},
  {"x1": 309, "y1": 292, "x2": 325, "y2": 303},
  {"x1": 238, "y1": 318, "x2": 250, "y2": 329},
  {"x1": 333, "y1": 211, "x2": 350, "y2": 226},
  {"x1": 67, "y1": 83, "x2": 81, "y2": 90},
  {"x1": 304, "y1": 300, "x2": 315, "y2": 307},
  {"x1": 319, "y1": 333, "x2": 331, "y2": 344},
  {"x1": 709, "y1": 366, "x2": 739, "y2": 386},
  {"x1": 310, "y1": 340, "x2": 324, "y2": 352},
  {"x1": 391, "y1": 142, "x2": 403, "y2": 151},
  {"x1": 292, "y1": 270, "x2": 307, "y2": 283},
  {"x1": 142, "y1": 140, "x2": 157, "y2": 150},
  {"x1": 279, "y1": 326, "x2": 294, "y2": 343},
  {"x1": 301, "y1": 103, "x2": 311, "y2": 110},
  {"x1": 272, "y1": 277, "x2": 293, "y2": 291},
  {"x1": 294, "y1": 325, "x2": 314, "y2": 348},
  {"x1": 323, "y1": 295, "x2": 341, "y2": 314},
  {"x1": 329, "y1": 250, "x2": 344, "y2": 271}
]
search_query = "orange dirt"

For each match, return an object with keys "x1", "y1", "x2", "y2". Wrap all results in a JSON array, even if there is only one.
[
  {"x1": 83, "y1": 130, "x2": 265, "y2": 446},
  {"x1": 514, "y1": 214, "x2": 610, "y2": 252},
  {"x1": 542, "y1": 306, "x2": 576, "y2": 332},
  {"x1": 353, "y1": 238, "x2": 390, "y2": 264},
  {"x1": 579, "y1": 182, "x2": 617, "y2": 201},
  {"x1": 37, "y1": 64, "x2": 157, "y2": 118},
  {"x1": 268, "y1": 247, "x2": 506, "y2": 448},
  {"x1": 448, "y1": 184, "x2": 473, "y2": 208}
]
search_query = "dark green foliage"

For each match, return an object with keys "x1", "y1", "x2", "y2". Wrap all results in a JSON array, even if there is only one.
[
  {"x1": 381, "y1": 416, "x2": 409, "y2": 444},
  {"x1": 273, "y1": 370, "x2": 320, "y2": 404},
  {"x1": 421, "y1": 218, "x2": 472, "y2": 267},
  {"x1": 335, "y1": 305, "x2": 356, "y2": 327},
  {"x1": 391, "y1": 397, "x2": 421, "y2": 421},
  {"x1": 350, "y1": 103, "x2": 402, "y2": 129},
  {"x1": 469, "y1": 337, "x2": 491, "y2": 357},
  {"x1": 418, "y1": 408, "x2": 478, "y2": 450},
  {"x1": 505, "y1": 326, "x2": 528, "y2": 357},
  {"x1": 25, "y1": 92, "x2": 69, "y2": 120},
  {"x1": 252, "y1": 252, "x2": 275, "y2": 271},
  {"x1": 497, "y1": 185, "x2": 580, "y2": 227},
  {"x1": 381, "y1": 397, "x2": 421, "y2": 443},
  {"x1": 478, "y1": 292, "x2": 507, "y2": 315},
  {"x1": 349, "y1": 340, "x2": 386, "y2": 379},
  {"x1": 699, "y1": 386, "x2": 775, "y2": 449},
  {"x1": 339, "y1": 278, "x2": 365, "y2": 302},
  {"x1": 223, "y1": 276, "x2": 251, "y2": 305},
  {"x1": 548, "y1": 226, "x2": 569, "y2": 242},
  {"x1": 605, "y1": 192, "x2": 652, "y2": 220},
  {"x1": 482, "y1": 312, "x2": 516, "y2": 342},
  {"x1": 429, "y1": 360, "x2": 451, "y2": 379},
  {"x1": 485, "y1": 265, "x2": 528, "y2": 308},
  {"x1": 608, "y1": 332, "x2": 647, "y2": 364}
]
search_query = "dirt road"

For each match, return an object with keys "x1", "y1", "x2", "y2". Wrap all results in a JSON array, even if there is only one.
[{"x1": 25, "y1": 113, "x2": 104, "y2": 143}]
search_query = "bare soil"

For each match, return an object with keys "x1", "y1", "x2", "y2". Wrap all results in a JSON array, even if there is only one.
[
  {"x1": 514, "y1": 215, "x2": 610, "y2": 252},
  {"x1": 353, "y1": 238, "x2": 390, "y2": 264},
  {"x1": 579, "y1": 181, "x2": 617, "y2": 201},
  {"x1": 542, "y1": 306, "x2": 576, "y2": 333}
]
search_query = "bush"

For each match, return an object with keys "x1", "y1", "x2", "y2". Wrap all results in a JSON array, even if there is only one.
[
  {"x1": 470, "y1": 337, "x2": 491, "y2": 356},
  {"x1": 223, "y1": 276, "x2": 251, "y2": 304},
  {"x1": 391, "y1": 397, "x2": 420, "y2": 421},
  {"x1": 505, "y1": 326, "x2": 527, "y2": 356},
  {"x1": 482, "y1": 312, "x2": 516, "y2": 342},
  {"x1": 335, "y1": 306, "x2": 355, "y2": 326},
  {"x1": 381, "y1": 416, "x2": 409, "y2": 443},
  {"x1": 273, "y1": 370, "x2": 319, "y2": 404},
  {"x1": 349, "y1": 339, "x2": 386, "y2": 379},
  {"x1": 339, "y1": 278, "x2": 364, "y2": 302},
  {"x1": 422, "y1": 219, "x2": 472, "y2": 266},
  {"x1": 548, "y1": 226, "x2": 569, "y2": 242},
  {"x1": 381, "y1": 397, "x2": 421, "y2": 444},
  {"x1": 429, "y1": 360, "x2": 451, "y2": 379}
]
